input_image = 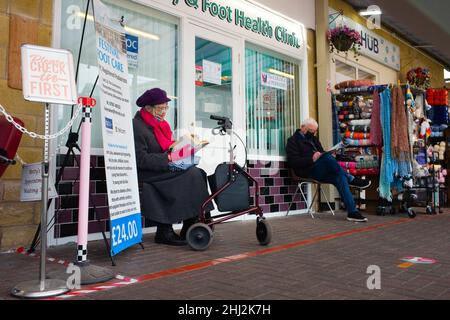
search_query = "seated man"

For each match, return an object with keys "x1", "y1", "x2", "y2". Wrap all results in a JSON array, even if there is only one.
[{"x1": 286, "y1": 118, "x2": 371, "y2": 222}]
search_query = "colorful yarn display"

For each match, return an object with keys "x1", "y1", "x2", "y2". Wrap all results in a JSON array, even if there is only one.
[
  {"x1": 427, "y1": 106, "x2": 448, "y2": 125},
  {"x1": 347, "y1": 125, "x2": 370, "y2": 133},
  {"x1": 345, "y1": 131, "x2": 370, "y2": 140},
  {"x1": 354, "y1": 155, "x2": 378, "y2": 162},
  {"x1": 349, "y1": 119, "x2": 371, "y2": 126},
  {"x1": 334, "y1": 79, "x2": 375, "y2": 90},
  {"x1": 345, "y1": 138, "x2": 372, "y2": 146},
  {"x1": 344, "y1": 168, "x2": 379, "y2": 176}
]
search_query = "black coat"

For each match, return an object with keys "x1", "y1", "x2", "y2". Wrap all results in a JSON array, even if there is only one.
[
  {"x1": 133, "y1": 111, "x2": 213, "y2": 224},
  {"x1": 285, "y1": 129, "x2": 324, "y2": 178}
]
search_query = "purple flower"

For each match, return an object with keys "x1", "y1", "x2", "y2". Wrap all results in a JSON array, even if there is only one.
[{"x1": 327, "y1": 25, "x2": 361, "y2": 43}]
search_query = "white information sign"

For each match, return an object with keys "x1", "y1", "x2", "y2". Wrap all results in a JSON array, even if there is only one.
[
  {"x1": 261, "y1": 72, "x2": 288, "y2": 91},
  {"x1": 93, "y1": 0, "x2": 142, "y2": 256},
  {"x1": 20, "y1": 163, "x2": 58, "y2": 202},
  {"x1": 202, "y1": 59, "x2": 222, "y2": 85},
  {"x1": 21, "y1": 45, "x2": 78, "y2": 105}
]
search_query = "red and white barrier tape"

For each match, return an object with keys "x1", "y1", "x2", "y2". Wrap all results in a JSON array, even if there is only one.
[
  {"x1": 15, "y1": 246, "x2": 71, "y2": 267},
  {"x1": 14, "y1": 246, "x2": 139, "y2": 299},
  {"x1": 48, "y1": 275, "x2": 139, "y2": 300}
]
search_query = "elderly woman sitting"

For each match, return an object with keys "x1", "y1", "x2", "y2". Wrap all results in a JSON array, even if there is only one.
[{"x1": 133, "y1": 88, "x2": 212, "y2": 246}]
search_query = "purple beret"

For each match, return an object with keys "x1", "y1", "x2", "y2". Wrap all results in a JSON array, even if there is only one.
[{"x1": 136, "y1": 88, "x2": 171, "y2": 108}]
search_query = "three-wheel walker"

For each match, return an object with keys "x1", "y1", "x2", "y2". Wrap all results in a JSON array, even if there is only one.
[{"x1": 185, "y1": 115, "x2": 272, "y2": 251}]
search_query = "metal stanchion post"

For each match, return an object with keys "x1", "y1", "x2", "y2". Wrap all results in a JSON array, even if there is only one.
[
  {"x1": 75, "y1": 97, "x2": 114, "y2": 285},
  {"x1": 11, "y1": 104, "x2": 69, "y2": 299}
]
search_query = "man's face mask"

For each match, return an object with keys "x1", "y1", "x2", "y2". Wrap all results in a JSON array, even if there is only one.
[{"x1": 305, "y1": 129, "x2": 316, "y2": 139}]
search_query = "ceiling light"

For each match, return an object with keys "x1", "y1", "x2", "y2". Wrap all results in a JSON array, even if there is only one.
[
  {"x1": 124, "y1": 26, "x2": 160, "y2": 41},
  {"x1": 268, "y1": 68, "x2": 295, "y2": 80},
  {"x1": 76, "y1": 12, "x2": 160, "y2": 41},
  {"x1": 359, "y1": 9, "x2": 382, "y2": 16}
]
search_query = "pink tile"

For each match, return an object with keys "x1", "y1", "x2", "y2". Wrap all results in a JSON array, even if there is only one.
[
  {"x1": 249, "y1": 168, "x2": 260, "y2": 177},
  {"x1": 255, "y1": 178, "x2": 264, "y2": 186},
  {"x1": 270, "y1": 186, "x2": 280, "y2": 194},
  {"x1": 274, "y1": 195, "x2": 284, "y2": 204},
  {"x1": 274, "y1": 178, "x2": 284, "y2": 186}
]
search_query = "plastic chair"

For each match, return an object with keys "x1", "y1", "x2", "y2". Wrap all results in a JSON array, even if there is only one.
[{"x1": 286, "y1": 169, "x2": 335, "y2": 219}]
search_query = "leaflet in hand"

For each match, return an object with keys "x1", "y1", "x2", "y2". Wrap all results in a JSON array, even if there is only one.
[
  {"x1": 169, "y1": 133, "x2": 209, "y2": 154},
  {"x1": 325, "y1": 141, "x2": 348, "y2": 154}
]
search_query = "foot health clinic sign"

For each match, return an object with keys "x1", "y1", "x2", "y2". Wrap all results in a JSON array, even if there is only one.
[{"x1": 93, "y1": 0, "x2": 142, "y2": 256}]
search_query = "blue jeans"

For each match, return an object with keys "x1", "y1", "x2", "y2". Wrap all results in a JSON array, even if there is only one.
[{"x1": 307, "y1": 153, "x2": 357, "y2": 215}]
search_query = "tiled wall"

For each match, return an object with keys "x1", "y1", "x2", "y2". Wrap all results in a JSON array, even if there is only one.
[{"x1": 53, "y1": 155, "x2": 307, "y2": 239}]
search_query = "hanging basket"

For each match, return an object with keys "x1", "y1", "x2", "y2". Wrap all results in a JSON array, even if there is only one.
[{"x1": 332, "y1": 36, "x2": 354, "y2": 52}]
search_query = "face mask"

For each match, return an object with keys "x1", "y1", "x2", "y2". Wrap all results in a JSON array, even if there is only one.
[
  {"x1": 154, "y1": 109, "x2": 166, "y2": 122},
  {"x1": 305, "y1": 131, "x2": 315, "y2": 139}
]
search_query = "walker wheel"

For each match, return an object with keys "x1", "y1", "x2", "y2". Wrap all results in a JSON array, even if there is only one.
[
  {"x1": 186, "y1": 223, "x2": 213, "y2": 251},
  {"x1": 256, "y1": 218, "x2": 272, "y2": 246},
  {"x1": 407, "y1": 208, "x2": 416, "y2": 218}
]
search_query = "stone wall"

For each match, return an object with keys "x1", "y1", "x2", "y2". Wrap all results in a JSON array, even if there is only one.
[{"x1": 0, "y1": 0, "x2": 53, "y2": 250}]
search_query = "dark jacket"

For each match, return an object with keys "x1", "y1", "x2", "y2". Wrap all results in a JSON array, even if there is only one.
[
  {"x1": 133, "y1": 111, "x2": 170, "y2": 179},
  {"x1": 133, "y1": 111, "x2": 213, "y2": 224},
  {"x1": 286, "y1": 129, "x2": 324, "y2": 177}
]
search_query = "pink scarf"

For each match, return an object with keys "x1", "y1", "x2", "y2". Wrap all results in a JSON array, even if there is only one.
[{"x1": 139, "y1": 108, "x2": 174, "y2": 152}]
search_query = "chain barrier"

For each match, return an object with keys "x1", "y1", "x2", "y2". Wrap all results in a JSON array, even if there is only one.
[
  {"x1": 1, "y1": 102, "x2": 83, "y2": 165},
  {"x1": 0, "y1": 102, "x2": 83, "y2": 140}
]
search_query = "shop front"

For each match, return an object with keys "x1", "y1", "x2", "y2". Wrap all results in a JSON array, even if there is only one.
[
  {"x1": 49, "y1": 0, "x2": 312, "y2": 245},
  {"x1": 325, "y1": 0, "x2": 448, "y2": 214}
]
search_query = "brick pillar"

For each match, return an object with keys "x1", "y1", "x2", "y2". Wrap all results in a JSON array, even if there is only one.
[{"x1": 315, "y1": 0, "x2": 336, "y2": 209}]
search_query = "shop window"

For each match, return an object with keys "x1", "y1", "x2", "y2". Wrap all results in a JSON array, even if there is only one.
[
  {"x1": 358, "y1": 69, "x2": 376, "y2": 81},
  {"x1": 57, "y1": 0, "x2": 179, "y2": 150},
  {"x1": 245, "y1": 44, "x2": 301, "y2": 157},
  {"x1": 334, "y1": 58, "x2": 377, "y2": 84},
  {"x1": 195, "y1": 37, "x2": 232, "y2": 128},
  {"x1": 335, "y1": 60, "x2": 356, "y2": 83}
]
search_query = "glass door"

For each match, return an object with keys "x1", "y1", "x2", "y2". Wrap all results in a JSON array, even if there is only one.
[
  {"x1": 184, "y1": 23, "x2": 244, "y2": 175},
  {"x1": 195, "y1": 37, "x2": 233, "y2": 128}
]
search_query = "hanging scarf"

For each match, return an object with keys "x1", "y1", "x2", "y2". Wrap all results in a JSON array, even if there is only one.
[
  {"x1": 391, "y1": 86, "x2": 410, "y2": 160},
  {"x1": 369, "y1": 90, "x2": 382, "y2": 146},
  {"x1": 379, "y1": 88, "x2": 394, "y2": 201},
  {"x1": 139, "y1": 108, "x2": 174, "y2": 152},
  {"x1": 392, "y1": 86, "x2": 412, "y2": 186}
]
